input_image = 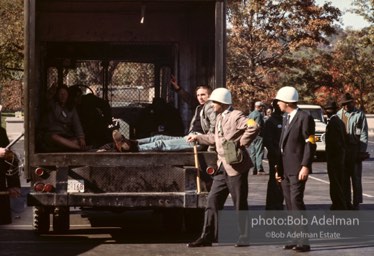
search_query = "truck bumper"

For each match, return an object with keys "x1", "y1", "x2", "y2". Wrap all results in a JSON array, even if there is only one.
[{"x1": 27, "y1": 191, "x2": 208, "y2": 208}]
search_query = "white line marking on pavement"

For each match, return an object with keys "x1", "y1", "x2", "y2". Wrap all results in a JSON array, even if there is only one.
[
  {"x1": 309, "y1": 175, "x2": 374, "y2": 198},
  {"x1": 309, "y1": 175, "x2": 329, "y2": 184}
]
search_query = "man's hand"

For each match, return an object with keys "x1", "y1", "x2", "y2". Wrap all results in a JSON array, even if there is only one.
[
  {"x1": 78, "y1": 138, "x2": 86, "y2": 150},
  {"x1": 275, "y1": 172, "x2": 283, "y2": 183},
  {"x1": 170, "y1": 75, "x2": 181, "y2": 91},
  {"x1": 187, "y1": 134, "x2": 198, "y2": 143},
  {"x1": 0, "y1": 147, "x2": 7, "y2": 158},
  {"x1": 298, "y1": 166, "x2": 310, "y2": 181}
]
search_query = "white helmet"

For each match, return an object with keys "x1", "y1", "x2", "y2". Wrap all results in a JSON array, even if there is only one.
[
  {"x1": 275, "y1": 86, "x2": 299, "y2": 103},
  {"x1": 209, "y1": 88, "x2": 232, "y2": 104}
]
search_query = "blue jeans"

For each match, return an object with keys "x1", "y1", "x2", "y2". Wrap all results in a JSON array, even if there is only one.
[{"x1": 137, "y1": 134, "x2": 202, "y2": 152}]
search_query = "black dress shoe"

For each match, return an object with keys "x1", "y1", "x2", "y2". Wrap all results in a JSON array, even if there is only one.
[
  {"x1": 293, "y1": 244, "x2": 311, "y2": 252},
  {"x1": 187, "y1": 237, "x2": 212, "y2": 247},
  {"x1": 283, "y1": 244, "x2": 296, "y2": 250}
]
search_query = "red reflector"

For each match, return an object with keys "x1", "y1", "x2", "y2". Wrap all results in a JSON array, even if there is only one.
[
  {"x1": 35, "y1": 168, "x2": 44, "y2": 176},
  {"x1": 43, "y1": 184, "x2": 54, "y2": 193},
  {"x1": 206, "y1": 166, "x2": 216, "y2": 175},
  {"x1": 34, "y1": 183, "x2": 45, "y2": 192},
  {"x1": 34, "y1": 167, "x2": 50, "y2": 178}
]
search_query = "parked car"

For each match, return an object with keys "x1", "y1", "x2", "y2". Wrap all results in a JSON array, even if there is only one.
[{"x1": 299, "y1": 104, "x2": 326, "y2": 160}]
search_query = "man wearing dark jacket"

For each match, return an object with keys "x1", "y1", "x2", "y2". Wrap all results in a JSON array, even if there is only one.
[
  {"x1": 276, "y1": 86, "x2": 316, "y2": 252},
  {"x1": 0, "y1": 127, "x2": 21, "y2": 224},
  {"x1": 263, "y1": 99, "x2": 283, "y2": 210},
  {"x1": 324, "y1": 100, "x2": 348, "y2": 210}
]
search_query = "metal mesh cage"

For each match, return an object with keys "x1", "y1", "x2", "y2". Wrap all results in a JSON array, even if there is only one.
[
  {"x1": 47, "y1": 60, "x2": 155, "y2": 107},
  {"x1": 45, "y1": 60, "x2": 157, "y2": 139}
]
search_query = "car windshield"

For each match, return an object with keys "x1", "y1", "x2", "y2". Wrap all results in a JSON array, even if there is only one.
[{"x1": 302, "y1": 109, "x2": 324, "y2": 122}]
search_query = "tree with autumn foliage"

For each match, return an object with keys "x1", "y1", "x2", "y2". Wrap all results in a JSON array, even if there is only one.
[
  {"x1": 330, "y1": 30, "x2": 373, "y2": 112},
  {"x1": 350, "y1": 0, "x2": 374, "y2": 25},
  {"x1": 313, "y1": 0, "x2": 374, "y2": 113},
  {"x1": 0, "y1": 0, "x2": 23, "y2": 80},
  {"x1": 226, "y1": 0, "x2": 340, "y2": 112},
  {"x1": 0, "y1": 0, "x2": 24, "y2": 111}
]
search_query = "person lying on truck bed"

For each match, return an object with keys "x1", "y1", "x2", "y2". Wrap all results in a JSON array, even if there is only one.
[
  {"x1": 40, "y1": 85, "x2": 86, "y2": 152},
  {"x1": 110, "y1": 77, "x2": 216, "y2": 152}
]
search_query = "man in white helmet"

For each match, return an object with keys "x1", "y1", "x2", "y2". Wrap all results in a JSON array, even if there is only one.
[
  {"x1": 275, "y1": 86, "x2": 316, "y2": 252},
  {"x1": 187, "y1": 88, "x2": 259, "y2": 247}
]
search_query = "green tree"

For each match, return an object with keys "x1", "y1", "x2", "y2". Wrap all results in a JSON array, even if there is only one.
[{"x1": 226, "y1": 0, "x2": 340, "y2": 111}]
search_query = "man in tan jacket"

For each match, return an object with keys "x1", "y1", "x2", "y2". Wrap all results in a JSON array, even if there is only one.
[{"x1": 186, "y1": 88, "x2": 259, "y2": 247}]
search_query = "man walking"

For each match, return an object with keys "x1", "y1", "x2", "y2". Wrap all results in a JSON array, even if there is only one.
[
  {"x1": 186, "y1": 88, "x2": 259, "y2": 247},
  {"x1": 276, "y1": 86, "x2": 316, "y2": 252}
]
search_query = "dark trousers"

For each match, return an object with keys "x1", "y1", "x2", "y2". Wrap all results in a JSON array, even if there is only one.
[
  {"x1": 281, "y1": 174, "x2": 309, "y2": 245},
  {"x1": 265, "y1": 152, "x2": 284, "y2": 210},
  {"x1": 0, "y1": 191, "x2": 11, "y2": 224},
  {"x1": 327, "y1": 154, "x2": 347, "y2": 210},
  {"x1": 281, "y1": 174, "x2": 306, "y2": 211},
  {"x1": 201, "y1": 167, "x2": 249, "y2": 241},
  {"x1": 344, "y1": 145, "x2": 363, "y2": 208}
]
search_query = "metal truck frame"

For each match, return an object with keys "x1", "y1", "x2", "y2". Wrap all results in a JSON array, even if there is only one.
[{"x1": 24, "y1": 0, "x2": 226, "y2": 234}]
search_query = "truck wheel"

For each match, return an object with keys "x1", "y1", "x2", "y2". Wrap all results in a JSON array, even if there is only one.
[
  {"x1": 33, "y1": 206, "x2": 50, "y2": 234},
  {"x1": 53, "y1": 207, "x2": 70, "y2": 233},
  {"x1": 184, "y1": 208, "x2": 204, "y2": 233}
]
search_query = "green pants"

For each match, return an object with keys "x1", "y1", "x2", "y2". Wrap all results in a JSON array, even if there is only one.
[{"x1": 248, "y1": 136, "x2": 264, "y2": 172}]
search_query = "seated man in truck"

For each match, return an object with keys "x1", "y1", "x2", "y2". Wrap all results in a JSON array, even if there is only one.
[
  {"x1": 112, "y1": 78, "x2": 216, "y2": 152},
  {"x1": 68, "y1": 85, "x2": 113, "y2": 148}
]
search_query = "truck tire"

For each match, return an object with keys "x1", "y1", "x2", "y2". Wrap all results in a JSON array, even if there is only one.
[
  {"x1": 33, "y1": 206, "x2": 50, "y2": 234},
  {"x1": 53, "y1": 207, "x2": 70, "y2": 233}
]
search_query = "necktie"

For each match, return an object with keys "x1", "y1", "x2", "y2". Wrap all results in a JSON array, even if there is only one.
[{"x1": 285, "y1": 114, "x2": 290, "y2": 130}]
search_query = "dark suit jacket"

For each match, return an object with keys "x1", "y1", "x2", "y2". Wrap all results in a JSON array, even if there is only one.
[
  {"x1": 326, "y1": 115, "x2": 346, "y2": 160},
  {"x1": 279, "y1": 109, "x2": 316, "y2": 176},
  {"x1": 0, "y1": 127, "x2": 20, "y2": 190}
]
